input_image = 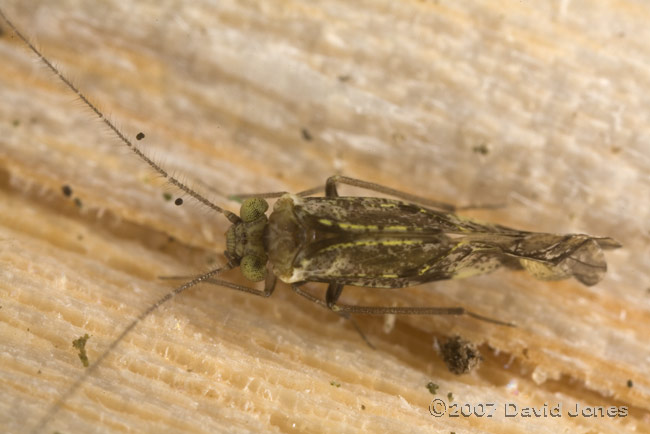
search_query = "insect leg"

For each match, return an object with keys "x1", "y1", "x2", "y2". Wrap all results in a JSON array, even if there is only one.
[
  {"x1": 160, "y1": 266, "x2": 278, "y2": 297},
  {"x1": 325, "y1": 175, "x2": 457, "y2": 211},
  {"x1": 293, "y1": 283, "x2": 375, "y2": 348},
  {"x1": 229, "y1": 186, "x2": 323, "y2": 201},
  {"x1": 293, "y1": 282, "x2": 513, "y2": 327},
  {"x1": 195, "y1": 277, "x2": 277, "y2": 297},
  {"x1": 325, "y1": 283, "x2": 344, "y2": 308},
  {"x1": 332, "y1": 301, "x2": 514, "y2": 327},
  {"x1": 290, "y1": 282, "x2": 329, "y2": 308}
]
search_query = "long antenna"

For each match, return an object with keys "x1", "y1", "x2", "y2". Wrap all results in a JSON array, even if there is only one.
[
  {"x1": 0, "y1": 8, "x2": 241, "y2": 432},
  {"x1": 0, "y1": 8, "x2": 240, "y2": 224},
  {"x1": 30, "y1": 265, "x2": 234, "y2": 434}
]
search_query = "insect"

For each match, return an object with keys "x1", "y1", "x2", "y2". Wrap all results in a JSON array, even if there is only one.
[{"x1": 0, "y1": 7, "x2": 623, "y2": 433}]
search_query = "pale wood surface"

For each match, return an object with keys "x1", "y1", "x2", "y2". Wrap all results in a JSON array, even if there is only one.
[{"x1": 0, "y1": 1, "x2": 648, "y2": 433}]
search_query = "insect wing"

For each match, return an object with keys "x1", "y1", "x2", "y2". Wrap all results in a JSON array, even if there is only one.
[
  {"x1": 286, "y1": 196, "x2": 493, "y2": 287},
  {"x1": 286, "y1": 196, "x2": 617, "y2": 287}
]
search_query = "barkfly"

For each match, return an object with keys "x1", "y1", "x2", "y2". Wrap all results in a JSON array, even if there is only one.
[
  {"x1": 0, "y1": 9, "x2": 621, "y2": 432},
  {"x1": 225, "y1": 177, "x2": 621, "y2": 318}
]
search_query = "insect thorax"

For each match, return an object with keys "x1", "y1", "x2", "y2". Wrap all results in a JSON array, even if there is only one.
[{"x1": 264, "y1": 194, "x2": 308, "y2": 282}]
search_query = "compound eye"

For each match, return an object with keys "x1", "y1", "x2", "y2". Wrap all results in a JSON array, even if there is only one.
[
  {"x1": 240, "y1": 197, "x2": 269, "y2": 222},
  {"x1": 240, "y1": 255, "x2": 267, "y2": 282}
]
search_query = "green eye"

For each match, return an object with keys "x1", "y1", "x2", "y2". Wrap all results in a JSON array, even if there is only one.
[
  {"x1": 240, "y1": 255, "x2": 266, "y2": 282},
  {"x1": 240, "y1": 197, "x2": 269, "y2": 222}
]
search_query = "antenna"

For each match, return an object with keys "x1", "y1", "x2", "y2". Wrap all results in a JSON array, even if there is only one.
[
  {"x1": 0, "y1": 9, "x2": 238, "y2": 432},
  {"x1": 0, "y1": 8, "x2": 240, "y2": 225},
  {"x1": 30, "y1": 266, "x2": 234, "y2": 434}
]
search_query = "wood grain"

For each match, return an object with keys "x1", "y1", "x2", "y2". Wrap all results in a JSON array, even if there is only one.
[{"x1": 0, "y1": 0, "x2": 648, "y2": 432}]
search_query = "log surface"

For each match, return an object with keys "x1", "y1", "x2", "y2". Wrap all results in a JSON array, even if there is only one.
[{"x1": 0, "y1": 1, "x2": 648, "y2": 433}]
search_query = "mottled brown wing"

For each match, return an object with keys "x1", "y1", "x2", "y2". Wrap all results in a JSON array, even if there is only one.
[
  {"x1": 291, "y1": 197, "x2": 510, "y2": 288},
  {"x1": 299, "y1": 196, "x2": 524, "y2": 234},
  {"x1": 505, "y1": 234, "x2": 612, "y2": 286},
  {"x1": 293, "y1": 197, "x2": 619, "y2": 287}
]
